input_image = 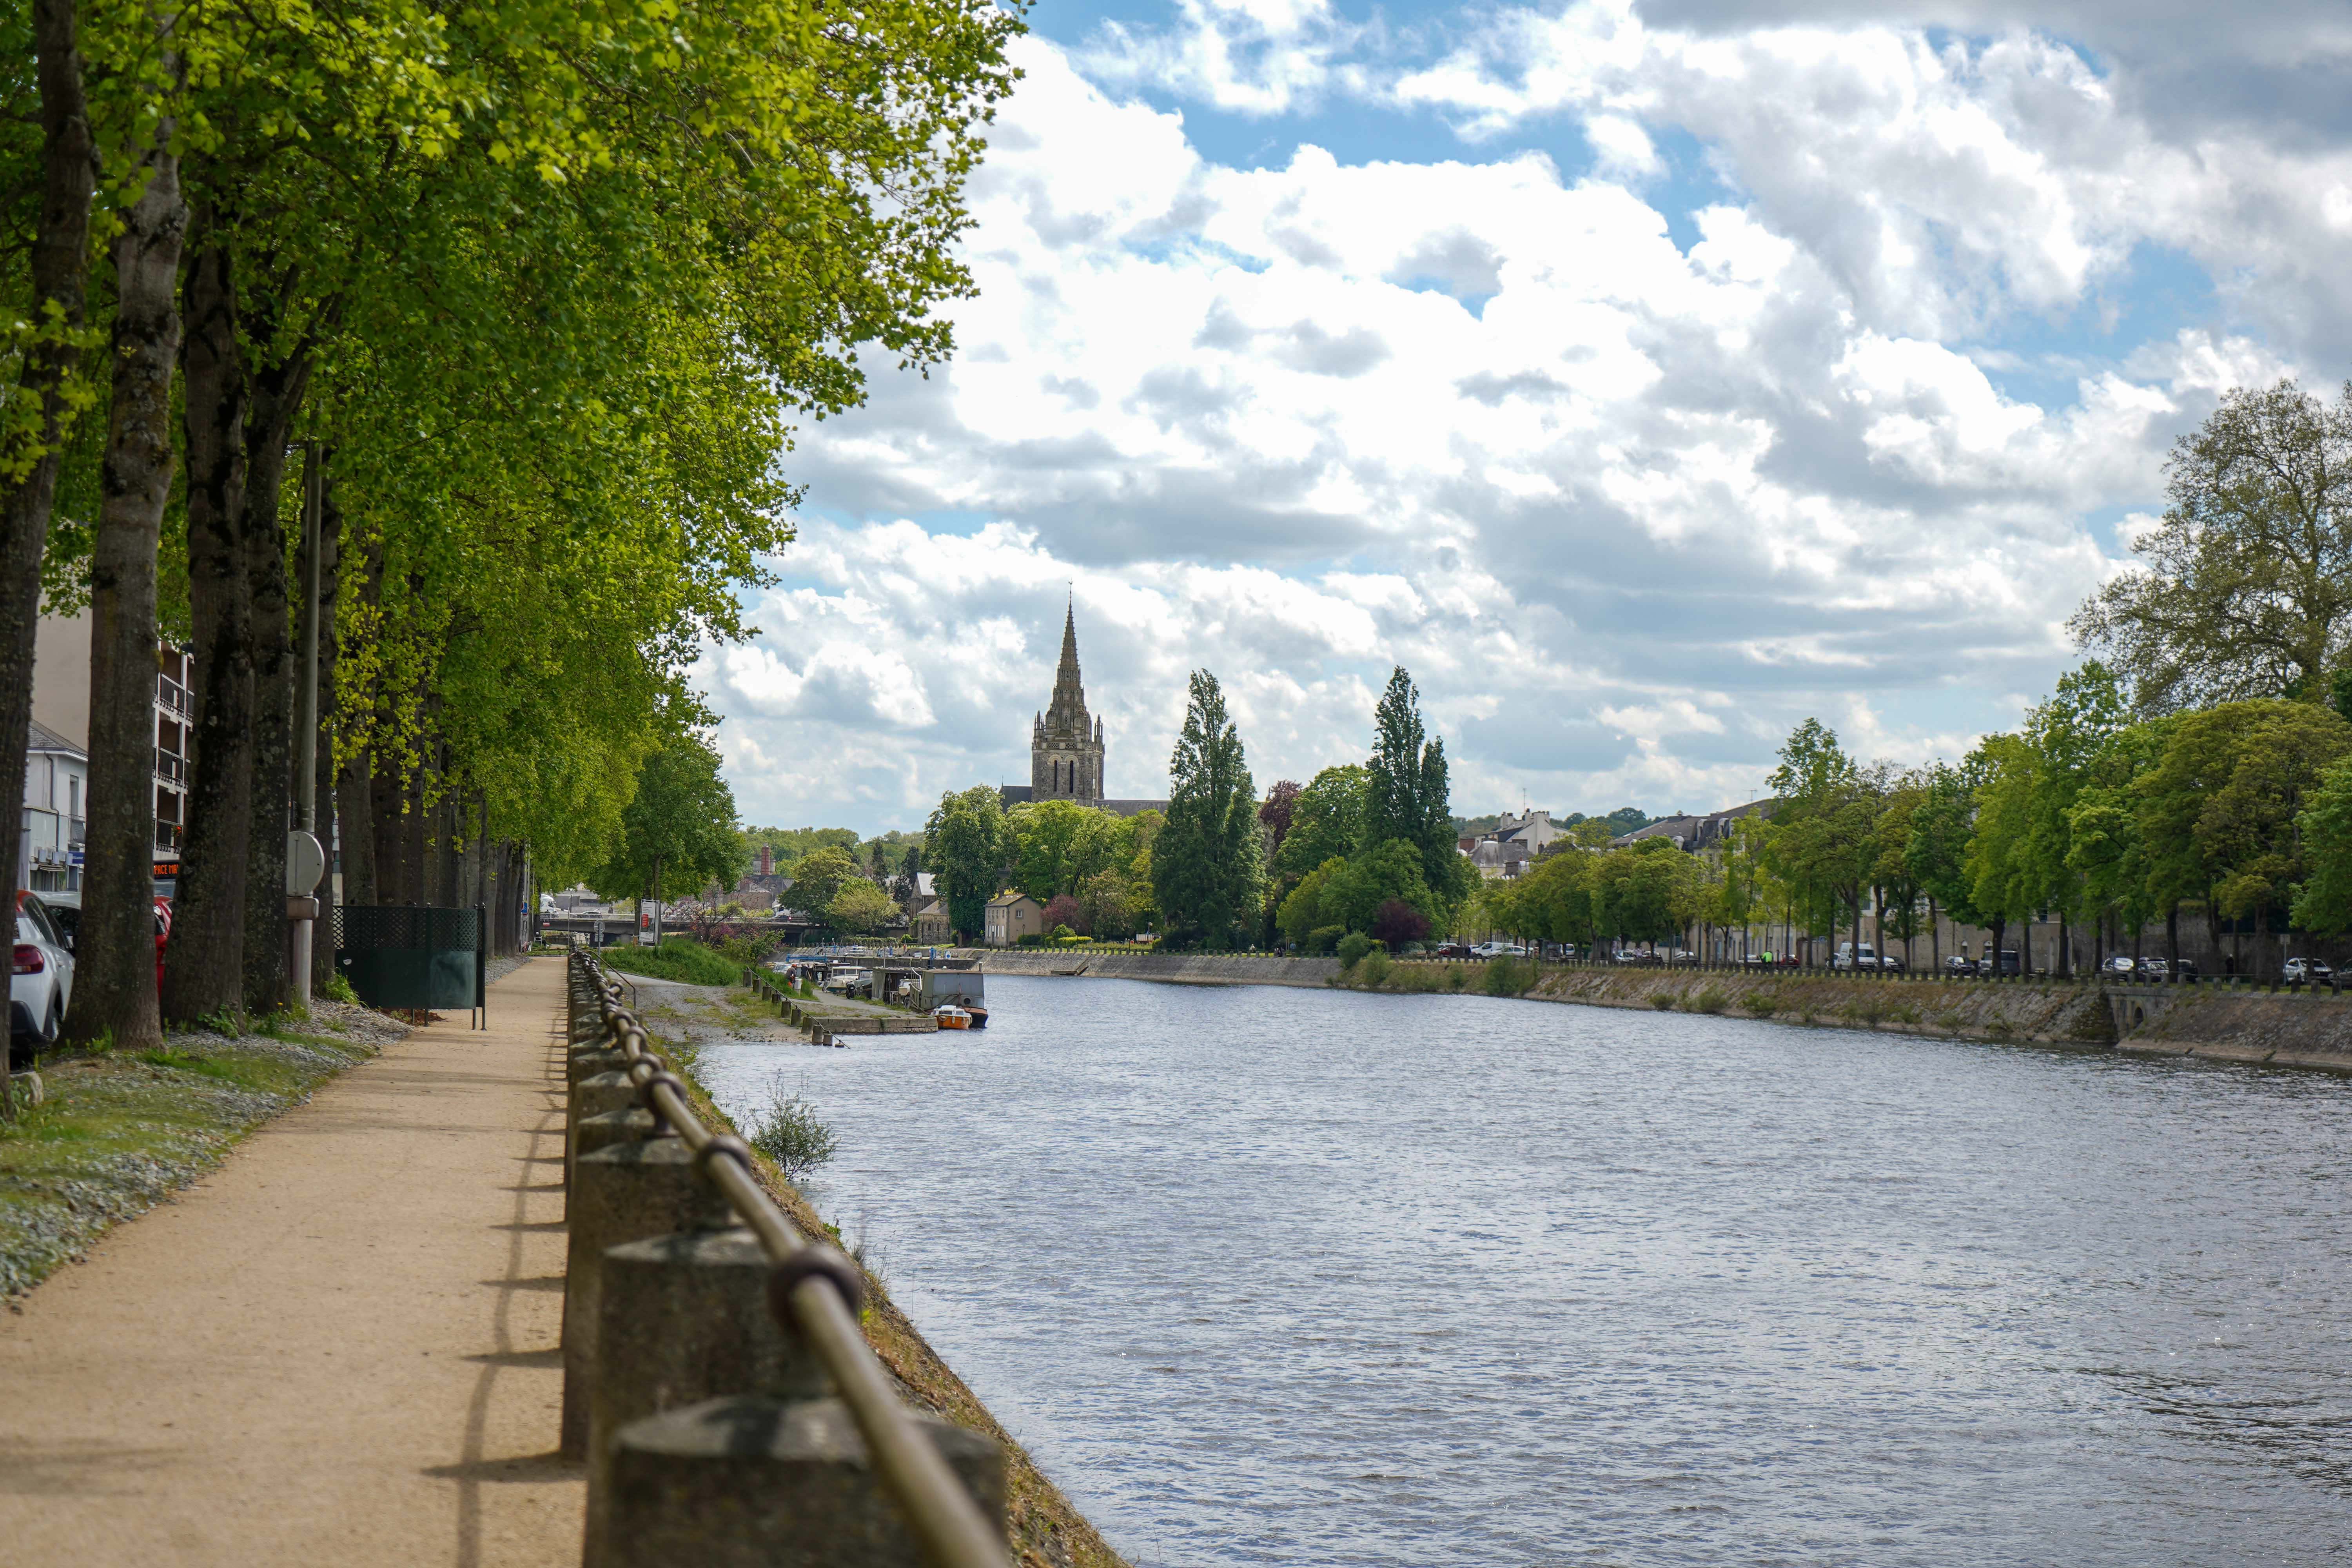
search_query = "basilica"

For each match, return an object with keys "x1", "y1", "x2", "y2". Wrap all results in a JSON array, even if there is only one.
[{"x1": 998, "y1": 603, "x2": 1168, "y2": 818}]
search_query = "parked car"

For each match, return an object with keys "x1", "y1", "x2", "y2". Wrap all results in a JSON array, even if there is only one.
[
  {"x1": 42, "y1": 892, "x2": 172, "y2": 992},
  {"x1": 2284, "y1": 957, "x2": 2336, "y2": 984},
  {"x1": 1984, "y1": 949, "x2": 2022, "y2": 976},
  {"x1": 12, "y1": 891, "x2": 76, "y2": 1069},
  {"x1": 1943, "y1": 954, "x2": 1977, "y2": 975},
  {"x1": 1613, "y1": 948, "x2": 1654, "y2": 964},
  {"x1": 2103, "y1": 954, "x2": 2140, "y2": 974},
  {"x1": 1470, "y1": 941, "x2": 1528, "y2": 958},
  {"x1": 1876, "y1": 953, "x2": 1907, "y2": 971},
  {"x1": 1833, "y1": 941, "x2": 1880, "y2": 970},
  {"x1": 1432, "y1": 941, "x2": 1473, "y2": 959}
]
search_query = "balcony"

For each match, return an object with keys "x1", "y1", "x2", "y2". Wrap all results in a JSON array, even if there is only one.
[
  {"x1": 155, "y1": 748, "x2": 186, "y2": 783},
  {"x1": 154, "y1": 821, "x2": 181, "y2": 853},
  {"x1": 155, "y1": 677, "x2": 192, "y2": 718}
]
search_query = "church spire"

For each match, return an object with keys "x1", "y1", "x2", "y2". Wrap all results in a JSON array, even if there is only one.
[{"x1": 1046, "y1": 594, "x2": 1088, "y2": 728}]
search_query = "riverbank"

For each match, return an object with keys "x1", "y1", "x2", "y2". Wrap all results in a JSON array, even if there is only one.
[{"x1": 975, "y1": 949, "x2": 1342, "y2": 987}]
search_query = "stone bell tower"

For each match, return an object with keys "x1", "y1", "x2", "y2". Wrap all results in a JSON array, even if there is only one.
[{"x1": 1031, "y1": 600, "x2": 1105, "y2": 806}]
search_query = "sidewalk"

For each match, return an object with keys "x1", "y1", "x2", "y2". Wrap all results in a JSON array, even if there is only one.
[{"x1": 0, "y1": 958, "x2": 584, "y2": 1566}]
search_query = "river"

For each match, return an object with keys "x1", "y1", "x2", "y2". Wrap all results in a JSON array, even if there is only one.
[{"x1": 694, "y1": 975, "x2": 2352, "y2": 1567}]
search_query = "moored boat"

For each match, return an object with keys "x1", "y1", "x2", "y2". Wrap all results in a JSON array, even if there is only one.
[{"x1": 932, "y1": 1004, "x2": 972, "y2": 1030}]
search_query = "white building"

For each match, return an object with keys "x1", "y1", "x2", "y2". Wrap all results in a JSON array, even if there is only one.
[
  {"x1": 28, "y1": 610, "x2": 194, "y2": 891},
  {"x1": 19, "y1": 719, "x2": 87, "y2": 893}
]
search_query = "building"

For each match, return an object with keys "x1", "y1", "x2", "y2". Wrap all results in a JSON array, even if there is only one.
[
  {"x1": 18, "y1": 720, "x2": 87, "y2": 894},
  {"x1": 998, "y1": 603, "x2": 1169, "y2": 818},
  {"x1": 982, "y1": 891, "x2": 1044, "y2": 947},
  {"x1": 910, "y1": 898, "x2": 952, "y2": 944},
  {"x1": 1461, "y1": 808, "x2": 1565, "y2": 879},
  {"x1": 1613, "y1": 797, "x2": 1775, "y2": 851},
  {"x1": 26, "y1": 610, "x2": 194, "y2": 890}
]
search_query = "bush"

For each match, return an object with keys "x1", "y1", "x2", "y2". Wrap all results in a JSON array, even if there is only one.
[
  {"x1": 1308, "y1": 925, "x2": 1346, "y2": 956},
  {"x1": 751, "y1": 1085, "x2": 840, "y2": 1182},
  {"x1": 1049, "y1": 923, "x2": 1077, "y2": 942},
  {"x1": 1041, "y1": 894, "x2": 1086, "y2": 935},
  {"x1": 1689, "y1": 986, "x2": 1728, "y2": 1014},
  {"x1": 1745, "y1": 993, "x2": 1780, "y2": 1017},
  {"x1": 1445, "y1": 966, "x2": 1466, "y2": 992},
  {"x1": 1336, "y1": 932, "x2": 1376, "y2": 969},
  {"x1": 600, "y1": 938, "x2": 739, "y2": 986},
  {"x1": 1357, "y1": 952, "x2": 1392, "y2": 987},
  {"x1": 1651, "y1": 991, "x2": 1678, "y2": 1009},
  {"x1": 1483, "y1": 956, "x2": 1533, "y2": 996}
]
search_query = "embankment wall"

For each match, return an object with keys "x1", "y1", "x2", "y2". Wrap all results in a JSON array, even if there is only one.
[
  {"x1": 973, "y1": 950, "x2": 2352, "y2": 1068},
  {"x1": 972, "y1": 950, "x2": 1343, "y2": 987}
]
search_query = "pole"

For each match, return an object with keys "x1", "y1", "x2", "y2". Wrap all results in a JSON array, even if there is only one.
[{"x1": 289, "y1": 445, "x2": 323, "y2": 1005}]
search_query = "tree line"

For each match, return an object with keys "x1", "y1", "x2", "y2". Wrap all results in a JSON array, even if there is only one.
[
  {"x1": 1477, "y1": 380, "x2": 2352, "y2": 979},
  {"x1": 0, "y1": 0, "x2": 1019, "y2": 1059}
]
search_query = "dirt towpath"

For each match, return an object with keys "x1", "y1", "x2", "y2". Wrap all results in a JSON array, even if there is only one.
[{"x1": 0, "y1": 957, "x2": 583, "y2": 1566}]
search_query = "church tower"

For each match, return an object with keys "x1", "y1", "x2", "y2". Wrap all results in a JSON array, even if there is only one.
[{"x1": 1031, "y1": 600, "x2": 1106, "y2": 806}]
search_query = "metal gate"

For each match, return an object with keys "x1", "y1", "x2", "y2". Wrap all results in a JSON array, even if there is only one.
[{"x1": 334, "y1": 904, "x2": 486, "y2": 1022}]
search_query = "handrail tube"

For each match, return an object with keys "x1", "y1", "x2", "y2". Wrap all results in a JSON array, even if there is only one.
[{"x1": 576, "y1": 951, "x2": 1008, "y2": 1568}]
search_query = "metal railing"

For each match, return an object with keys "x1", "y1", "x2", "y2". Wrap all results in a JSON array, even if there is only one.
[{"x1": 572, "y1": 949, "x2": 1008, "y2": 1568}]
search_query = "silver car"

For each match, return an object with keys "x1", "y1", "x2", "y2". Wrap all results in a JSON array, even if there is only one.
[{"x1": 12, "y1": 891, "x2": 75, "y2": 1069}]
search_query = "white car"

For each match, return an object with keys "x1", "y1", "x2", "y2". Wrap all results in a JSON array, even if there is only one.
[
  {"x1": 12, "y1": 891, "x2": 75, "y2": 1069},
  {"x1": 1470, "y1": 941, "x2": 1528, "y2": 958}
]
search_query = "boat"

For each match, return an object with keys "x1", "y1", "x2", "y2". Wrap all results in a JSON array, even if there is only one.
[{"x1": 932, "y1": 1004, "x2": 972, "y2": 1030}]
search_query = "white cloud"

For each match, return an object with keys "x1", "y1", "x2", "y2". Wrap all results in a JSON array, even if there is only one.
[{"x1": 711, "y1": 19, "x2": 2352, "y2": 833}]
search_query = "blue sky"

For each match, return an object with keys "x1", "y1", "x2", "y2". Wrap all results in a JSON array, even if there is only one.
[{"x1": 708, "y1": 0, "x2": 2352, "y2": 834}]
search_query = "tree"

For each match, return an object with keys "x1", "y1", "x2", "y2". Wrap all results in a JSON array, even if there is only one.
[
  {"x1": 2073, "y1": 379, "x2": 2352, "y2": 711},
  {"x1": 588, "y1": 728, "x2": 744, "y2": 906},
  {"x1": 924, "y1": 785, "x2": 1006, "y2": 940},
  {"x1": 1040, "y1": 893, "x2": 1084, "y2": 935},
  {"x1": 2293, "y1": 754, "x2": 2352, "y2": 934},
  {"x1": 1276, "y1": 857, "x2": 1347, "y2": 949},
  {"x1": 826, "y1": 880, "x2": 898, "y2": 935},
  {"x1": 1259, "y1": 780, "x2": 1301, "y2": 857},
  {"x1": 1764, "y1": 719, "x2": 1877, "y2": 959},
  {"x1": 1323, "y1": 840, "x2": 1435, "y2": 935},
  {"x1": 1152, "y1": 670, "x2": 1262, "y2": 948},
  {"x1": 1274, "y1": 765, "x2": 1366, "y2": 885},
  {"x1": 1370, "y1": 899, "x2": 1429, "y2": 949},
  {"x1": 788, "y1": 847, "x2": 861, "y2": 921},
  {"x1": 1362, "y1": 666, "x2": 1466, "y2": 907}
]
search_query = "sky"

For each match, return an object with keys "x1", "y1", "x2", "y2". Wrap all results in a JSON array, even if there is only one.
[{"x1": 700, "y1": 0, "x2": 2352, "y2": 835}]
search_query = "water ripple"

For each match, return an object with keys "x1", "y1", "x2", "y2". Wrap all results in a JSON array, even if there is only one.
[{"x1": 698, "y1": 977, "x2": 2352, "y2": 1567}]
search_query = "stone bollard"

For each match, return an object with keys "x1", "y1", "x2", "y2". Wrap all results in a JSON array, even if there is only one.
[
  {"x1": 602, "y1": 1395, "x2": 1005, "y2": 1568},
  {"x1": 572, "y1": 1069, "x2": 644, "y2": 1185},
  {"x1": 584, "y1": 1225, "x2": 832, "y2": 1566},
  {"x1": 577, "y1": 1105, "x2": 660, "y2": 1163},
  {"x1": 563, "y1": 1136, "x2": 730, "y2": 1458}
]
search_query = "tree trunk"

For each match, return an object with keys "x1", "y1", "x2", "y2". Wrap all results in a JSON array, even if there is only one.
[
  {"x1": 2167, "y1": 902, "x2": 2180, "y2": 975},
  {"x1": 65, "y1": 105, "x2": 183, "y2": 1051},
  {"x1": 1989, "y1": 917, "x2": 2007, "y2": 975},
  {"x1": 1928, "y1": 897, "x2": 1940, "y2": 970},
  {"x1": 162, "y1": 240, "x2": 252, "y2": 1023},
  {"x1": 0, "y1": 0, "x2": 97, "y2": 1042},
  {"x1": 240, "y1": 337, "x2": 309, "y2": 1013},
  {"x1": 2056, "y1": 910, "x2": 2069, "y2": 980},
  {"x1": 308, "y1": 463, "x2": 340, "y2": 996}
]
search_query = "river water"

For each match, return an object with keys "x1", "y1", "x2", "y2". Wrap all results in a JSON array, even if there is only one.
[{"x1": 694, "y1": 976, "x2": 2352, "y2": 1567}]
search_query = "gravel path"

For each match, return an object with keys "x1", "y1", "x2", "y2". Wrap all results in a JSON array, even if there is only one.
[{"x1": 0, "y1": 957, "x2": 581, "y2": 1565}]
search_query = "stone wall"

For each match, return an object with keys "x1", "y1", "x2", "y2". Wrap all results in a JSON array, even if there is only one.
[{"x1": 969, "y1": 950, "x2": 1343, "y2": 988}]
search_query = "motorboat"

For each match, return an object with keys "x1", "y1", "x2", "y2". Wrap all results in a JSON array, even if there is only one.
[{"x1": 932, "y1": 1004, "x2": 973, "y2": 1030}]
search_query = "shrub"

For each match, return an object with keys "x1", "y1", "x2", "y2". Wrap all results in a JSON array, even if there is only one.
[
  {"x1": 1308, "y1": 925, "x2": 1346, "y2": 956},
  {"x1": 1483, "y1": 956, "x2": 1533, "y2": 996},
  {"x1": 1357, "y1": 952, "x2": 1392, "y2": 988},
  {"x1": 1651, "y1": 991, "x2": 1677, "y2": 1009},
  {"x1": 1049, "y1": 923, "x2": 1078, "y2": 942},
  {"x1": 751, "y1": 1085, "x2": 840, "y2": 1182},
  {"x1": 1041, "y1": 894, "x2": 1086, "y2": 935},
  {"x1": 1745, "y1": 993, "x2": 1780, "y2": 1018},
  {"x1": 1336, "y1": 932, "x2": 1376, "y2": 969},
  {"x1": 600, "y1": 938, "x2": 739, "y2": 987},
  {"x1": 1445, "y1": 966, "x2": 1467, "y2": 992},
  {"x1": 1689, "y1": 987, "x2": 1728, "y2": 1014}
]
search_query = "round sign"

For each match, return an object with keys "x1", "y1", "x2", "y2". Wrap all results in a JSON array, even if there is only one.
[{"x1": 286, "y1": 829, "x2": 327, "y2": 895}]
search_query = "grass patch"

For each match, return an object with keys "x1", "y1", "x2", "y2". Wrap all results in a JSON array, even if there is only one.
[{"x1": 598, "y1": 937, "x2": 741, "y2": 987}]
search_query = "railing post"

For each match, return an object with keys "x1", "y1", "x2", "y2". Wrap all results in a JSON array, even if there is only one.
[
  {"x1": 602, "y1": 1397, "x2": 1006, "y2": 1568},
  {"x1": 585, "y1": 1218, "x2": 831, "y2": 1566},
  {"x1": 563, "y1": 1134, "x2": 731, "y2": 1458}
]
